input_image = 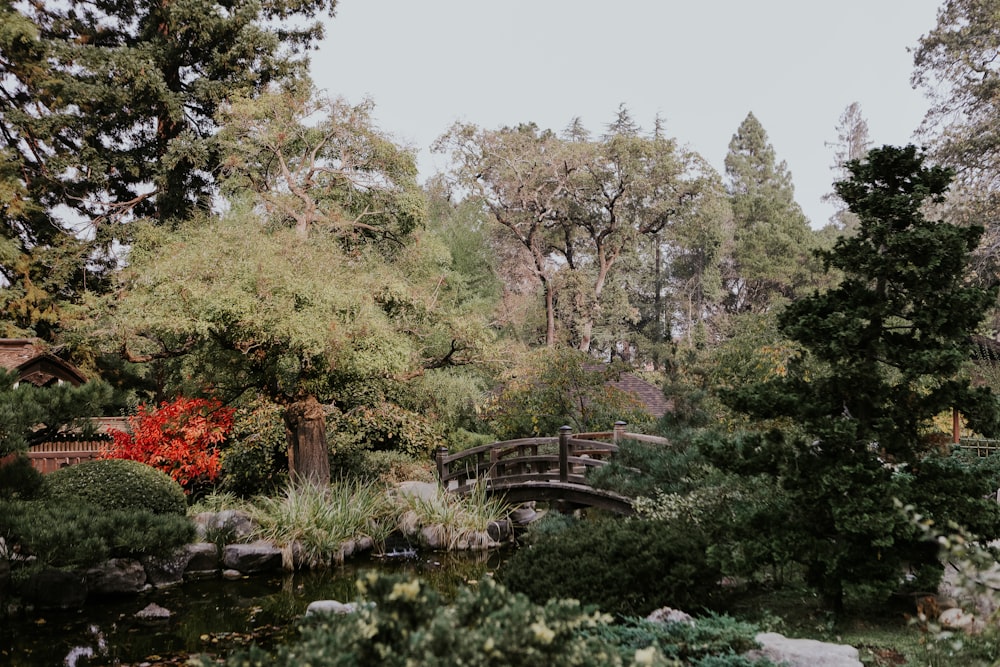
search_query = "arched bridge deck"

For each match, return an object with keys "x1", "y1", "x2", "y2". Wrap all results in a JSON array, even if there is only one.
[{"x1": 434, "y1": 424, "x2": 669, "y2": 515}]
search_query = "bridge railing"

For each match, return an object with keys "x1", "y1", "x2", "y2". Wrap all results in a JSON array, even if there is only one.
[{"x1": 436, "y1": 422, "x2": 667, "y2": 495}]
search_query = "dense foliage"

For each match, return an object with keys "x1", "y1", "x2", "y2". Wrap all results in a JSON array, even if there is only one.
[
  {"x1": 220, "y1": 398, "x2": 289, "y2": 498},
  {"x1": 208, "y1": 572, "x2": 770, "y2": 667},
  {"x1": 499, "y1": 514, "x2": 722, "y2": 616},
  {"x1": 720, "y1": 145, "x2": 1000, "y2": 611},
  {"x1": 102, "y1": 397, "x2": 234, "y2": 495},
  {"x1": 43, "y1": 459, "x2": 188, "y2": 516},
  {"x1": 0, "y1": 369, "x2": 111, "y2": 457},
  {"x1": 479, "y1": 348, "x2": 653, "y2": 439},
  {"x1": 0, "y1": 497, "x2": 194, "y2": 570}
]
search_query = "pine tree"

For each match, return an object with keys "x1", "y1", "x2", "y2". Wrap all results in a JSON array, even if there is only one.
[
  {"x1": 823, "y1": 102, "x2": 872, "y2": 234},
  {"x1": 723, "y1": 112, "x2": 814, "y2": 314},
  {"x1": 723, "y1": 145, "x2": 1000, "y2": 611}
]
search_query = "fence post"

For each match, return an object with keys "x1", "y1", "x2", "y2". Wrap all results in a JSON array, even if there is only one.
[
  {"x1": 613, "y1": 421, "x2": 627, "y2": 445},
  {"x1": 435, "y1": 446, "x2": 449, "y2": 485},
  {"x1": 559, "y1": 425, "x2": 572, "y2": 483}
]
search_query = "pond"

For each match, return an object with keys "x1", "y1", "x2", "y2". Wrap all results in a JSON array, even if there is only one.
[{"x1": 1, "y1": 549, "x2": 509, "y2": 666}]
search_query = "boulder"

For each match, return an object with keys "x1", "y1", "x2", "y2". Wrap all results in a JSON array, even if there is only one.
[
  {"x1": 646, "y1": 606, "x2": 695, "y2": 625},
  {"x1": 222, "y1": 541, "x2": 282, "y2": 574},
  {"x1": 141, "y1": 547, "x2": 194, "y2": 588},
  {"x1": 305, "y1": 600, "x2": 357, "y2": 616},
  {"x1": 193, "y1": 509, "x2": 255, "y2": 542},
  {"x1": 86, "y1": 558, "x2": 146, "y2": 596},
  {"x1": 184, "y1": 542, "x2": 220, "y2": 579},
  {"x1": 747, "y1": 632, "x2": 862, "y2": 667},
  {"x1": 135, "y1": 602, "x2": 171, "y2": 622}
]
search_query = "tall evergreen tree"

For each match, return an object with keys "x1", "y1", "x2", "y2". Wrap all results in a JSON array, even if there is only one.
[
  {"x1": 723, "y1": 145, "x2": 1000, "y2": 610},
  {"x1": 0, "y1": 0, "x2": 337, "y2": 338},
  {"x1": 723, "y1": 112, "x2": 813, "y2": 314},
  {"x1": 822, "y1": 102, "x2": 872, "y2": 235}
]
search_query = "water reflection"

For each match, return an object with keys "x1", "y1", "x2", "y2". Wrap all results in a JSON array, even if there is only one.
[{"x1": 2, "y1": 549, "x2": 509, "y2": 666}]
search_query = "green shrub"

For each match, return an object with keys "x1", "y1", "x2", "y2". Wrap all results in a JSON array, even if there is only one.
[
  {"x1": 208, "y1": 573, "x2": 774, "y2": 667},
  {"x1": 499, "y1": 516, "x2": 722, "y2": 616},
  {"x1": 0, "y1": 454, "x2": 43, "y2": 499},
  {"x1": 0, "y1": 498, "x2": 194, "y2": 569},
  {"x1": 220, "y1": 398, "x2": 288, "y2": 497},
  {"x1": 212, "y1": 573, "x2": 643, "y2": 667},
  {"x1": 331, "y1": 449, "x2": 435, "y2": 485},
  {"x1": 43, "y1": 459, "x2": 187, "y2": 515},
  {"x1": 586, "y1": 614, "x2": 770, "y2": 666},
  {"x1": 329, "y1": 402, "x2": 444, "y2": 458}
]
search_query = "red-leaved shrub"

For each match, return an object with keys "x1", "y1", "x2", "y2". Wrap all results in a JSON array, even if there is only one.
[{"x1": 101, "y1": 397, "x2": 235, "y2": 495}]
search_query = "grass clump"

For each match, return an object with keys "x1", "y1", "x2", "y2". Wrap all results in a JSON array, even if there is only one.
[
  {"x1": 395, "y1": 480, "x2": 510, "y2": 550},
  {"x1": 247, "y1": 479, "x2": 395, "y2": 568}
]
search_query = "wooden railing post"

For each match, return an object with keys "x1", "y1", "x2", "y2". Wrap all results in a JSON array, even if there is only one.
[
  {"x1": 613, "y1": 421, "x2": 627, "y2": 445},
  {"x1": 435, "y1": 446, "x2": 449, "y2": 485},
  {"x1": 559, "y1": 425, "x2": 572, "y2": 483}
]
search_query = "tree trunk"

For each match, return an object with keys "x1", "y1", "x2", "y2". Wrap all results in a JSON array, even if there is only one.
[{"x1": 284, "y1": 395, "x2": 330, "y2": 485}]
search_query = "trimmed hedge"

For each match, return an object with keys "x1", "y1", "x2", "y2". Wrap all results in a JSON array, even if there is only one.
[{"x1": 43, "y1": 459, "x2": 187, "y2": 515}]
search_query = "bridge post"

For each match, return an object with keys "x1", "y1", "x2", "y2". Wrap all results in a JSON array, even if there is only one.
[
  {"x1": 559, "y1": 425, "x2": 572, "y2": 483},
  {"x1": 613, "y1": 421, "x2": 627, "y2": 445},
  {"x1": 435, "y1": 446, "x2": 449, "y2": 485}
]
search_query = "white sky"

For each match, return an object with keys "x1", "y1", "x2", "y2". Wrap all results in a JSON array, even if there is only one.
[{"x1": 311, "y1": 1, "x2": 942, "y2": 228}]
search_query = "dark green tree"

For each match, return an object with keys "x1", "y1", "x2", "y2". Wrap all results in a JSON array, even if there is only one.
[
  {"x1": 723, "y1": 112, "x2": 815, "y2": 314},
  {"x1": 0, "y1": 0, "x2": 337, "y2": 337},
  {"x1": 0, "y1": 370, "x2": 111, "y2": 457},
  {"x1": 722, "y1": 145, "x2": 1000, "y2": 611}
]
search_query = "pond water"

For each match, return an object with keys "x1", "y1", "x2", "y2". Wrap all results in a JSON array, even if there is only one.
[{"x1": 1, "y1": 549, "x2": 509, "y2": 666}]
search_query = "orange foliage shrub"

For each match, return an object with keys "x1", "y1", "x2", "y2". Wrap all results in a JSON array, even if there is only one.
[{"x1": 101, "y1": 397, "x2": 234, "y2": 494}]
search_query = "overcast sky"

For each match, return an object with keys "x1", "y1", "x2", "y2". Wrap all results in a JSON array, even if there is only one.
[{"x1": 311, "y1": 1, "x2": 942, "y2": 228}]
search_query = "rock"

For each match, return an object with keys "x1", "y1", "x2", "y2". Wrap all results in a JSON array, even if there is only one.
[
  {"x1": 305, "y1": 600, "x2": 357, "y2": 616},
  {"x1": 184, "y1": 542, "x2": 220, "y2": 579},
  {"x1": 135, "y1": 602, "x2": 171, "y2": 622},
  {"x1": 510, "y1": 503, "x2": 538, "y2": 526},
  {"x1": 939, "y1": 607, "x2": 981, "y2": 632},
  {"x1": 420, "y1": 524, "x2": 448, "y2": 550},
  {"x1": 222, "y1": 541, "x2": 282, "y2": 574},
  {"x1": 86, "y1": 558, "x2": 146, "y2": 596},
  {"x1": 17, "y1": 568, "x2": 87, "y2": 610},
  {"x1": 142, "y1": 547, "x2": 194, "y2": 588},
  {"x1": 222, "y1": 569, "x2": 244, "y2": 580},
  {"x1": 645, "y1": 607, "x2": 695, "y2": 625},
  {"x1": 396, "y1": 481, "x2": 440, "y2": 501},
  {"x1": 487, "y1": 519, "x2": 511, "y2": 543},
  {"x1": 193, "y1": 510, "x2": 255, "y2": 542},
  {"x1": 747, "y1": 632, "x2": 862, "y2": 667}
]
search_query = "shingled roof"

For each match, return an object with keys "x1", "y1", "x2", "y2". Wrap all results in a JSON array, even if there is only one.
[{"x1": 0, "y1": 338, "x2": 88, "y2": 387}]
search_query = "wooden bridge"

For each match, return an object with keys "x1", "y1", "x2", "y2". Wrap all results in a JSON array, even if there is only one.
[{"x1": 435, "y1": 422, "x2": 668, "y2": 515}]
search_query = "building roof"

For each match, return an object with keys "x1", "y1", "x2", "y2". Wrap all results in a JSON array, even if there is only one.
[
  {"x1": 606, "y1": 372, "x2": 672, "y2": 419},
  {"x1": 0, "y1": 338, "x2": 88, "y2": 387}
]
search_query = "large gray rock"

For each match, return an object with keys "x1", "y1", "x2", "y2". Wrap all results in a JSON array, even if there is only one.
[
  {"x1": 306, "y1": 600, "x2": 357, "y2": 616},
  {"x1": 142, "y1": 546, "x2": 194, "y2": 587},
  {"x1": 184, "y1": 542, "x2": 221, "y2": 579},
  {"x1": 222, "y1": 541, "x2": 282, "y2": 574},
  {"x1": 86, "y1": 558, "x2": 147, "y2": 595},
  {"x1": 194, "y1": 509, "x2": 255, "y2": 542},
  {"x1": 17, "y1": 568, "x2": 87, "y2": 610},
  {"x1": 747, "y1": 632, "x2": 862, "y2": 667}
]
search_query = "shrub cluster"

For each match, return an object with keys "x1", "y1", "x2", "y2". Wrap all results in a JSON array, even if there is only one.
[
  {"x1": 43, "y1": 458, "x2": 188, "y2": 515},
  {"x1": 0, "y1": 497, "x2": 194, "y2": 569},
  {"x1": 499, "y1": 514, "x2": 722, "y2": 617},
  {"x1": 220, "y1": 398, "x2": 288, "y2": 497},
  {"x1": 207, "y1": 573, "x2": 770, "y2": 667},
  {"x1": 329, "y1": 402, "x2": 443, "y2": 458}
]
